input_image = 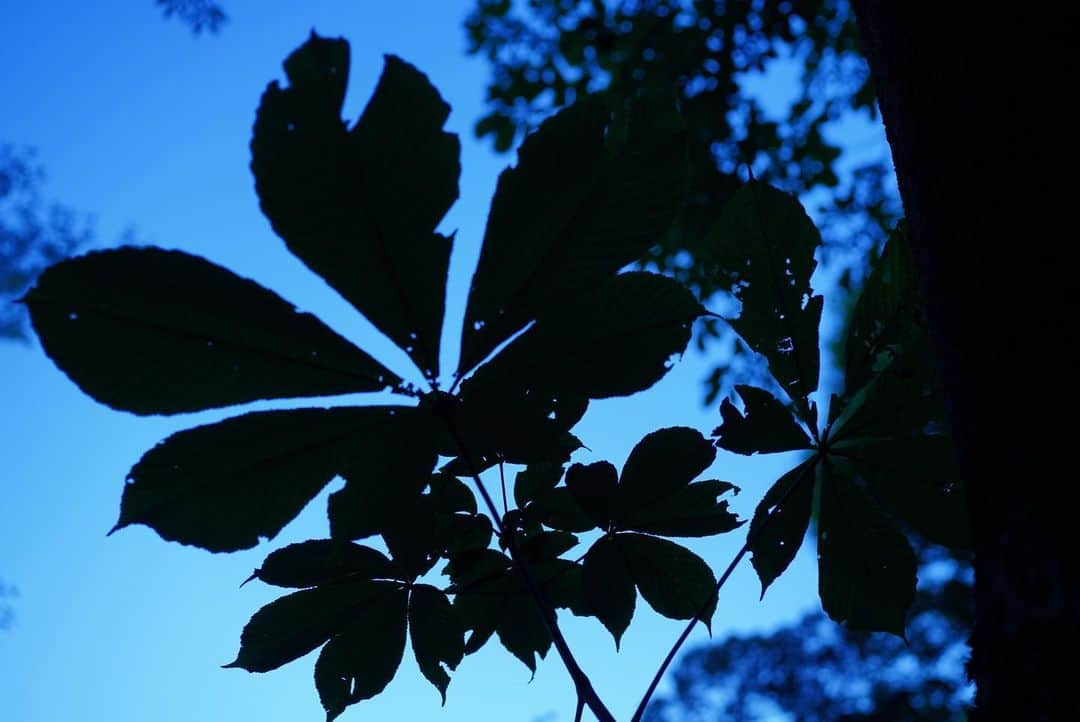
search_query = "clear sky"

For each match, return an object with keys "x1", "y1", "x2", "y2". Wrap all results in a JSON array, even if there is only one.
[{"x1": 0, "y1": 2, "x2": 873, "y2": 721}]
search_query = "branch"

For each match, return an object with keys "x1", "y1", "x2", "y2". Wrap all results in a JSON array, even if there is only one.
[
  {"x1": 630, "y1": 459, "x2": 818, "y2": 722},
  {"x1": 443, "y1": 418, "x2": 617, "y2": 722}
]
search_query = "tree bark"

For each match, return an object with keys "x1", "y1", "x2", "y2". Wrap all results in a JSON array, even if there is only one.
[{"x1": 851, "y1": 4, "x2": 1080, "y2": 720}]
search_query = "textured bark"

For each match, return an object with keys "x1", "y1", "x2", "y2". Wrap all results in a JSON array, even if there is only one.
[{"x1": 851, "y1": 4, "x2": 1080, "y2": 720}]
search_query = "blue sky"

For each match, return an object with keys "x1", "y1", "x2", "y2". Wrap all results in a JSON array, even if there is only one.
[{"x1": 0, "y1": 2, "x2": 883, "y2": 720}]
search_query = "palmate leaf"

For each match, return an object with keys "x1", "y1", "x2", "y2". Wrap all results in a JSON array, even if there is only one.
[
  {"x1": 115, "y1": 406, "x2": 435, "y2": 552},
  {"x1": 239, "y1": 543, "x2": 464, "y2": 717},
  {"x1": 29, "y1": 28, "x2": 719, "y2": 717},
  {"x1": 24, "y1": 248, "x2": 399, "y2": 415},
  {"x1": 450, "y1": 551, "x2": 584, "y2": 672},
  {"x1": 537, "y1": 427, "x2": 741, "y2": 539},
  {"x1": 458, "y1": 97, "x2": 689, "y2": 375},
  {"x1": 707, "y1": 181, "x2": 823, "y2": 414},
  {"x1": 252, "y1": 33, "x2": 459, "y2": 378},
  {"x1": 714, "y1": 384, "x2": 813, "y2": 455}
]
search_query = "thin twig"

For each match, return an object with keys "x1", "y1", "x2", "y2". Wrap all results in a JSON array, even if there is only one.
[
  {"x1": 630, "y1": 459, "x2": 818, "y2": 722},
  {"x1": 498, "y1": 460, "x2": 509, "y2": 516},
  {"x1": 443, "y1": 418, "x2": 617, "y2": 722}
]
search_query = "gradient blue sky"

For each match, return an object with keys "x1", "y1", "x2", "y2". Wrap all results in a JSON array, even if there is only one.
[{"x1": 0, "y1": 2, "x2": 886, "y2": 721}]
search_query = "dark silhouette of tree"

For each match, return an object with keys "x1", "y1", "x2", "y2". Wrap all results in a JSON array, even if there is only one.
[
  {"x1": 156, "y1": 0, "x2": 226, "y2": 33},
  {"x1": 850, "y1": 5, "x2": 1080, "y2": 719},
  {"x1": 0, "y1": 145, "x2": 93, "y2": 340}
]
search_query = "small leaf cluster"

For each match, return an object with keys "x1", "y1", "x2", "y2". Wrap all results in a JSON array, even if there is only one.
[
  {"x1": 708, "y1": 185, "x2": 967, "y2": 636},
  {"x1": 22, "y1": 32, "x2": 743, "y2": 720}
]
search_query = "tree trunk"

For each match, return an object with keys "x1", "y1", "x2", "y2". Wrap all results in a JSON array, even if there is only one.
[{"x1": 850, "y1": 4, "x2": 1080, "y2": 720}]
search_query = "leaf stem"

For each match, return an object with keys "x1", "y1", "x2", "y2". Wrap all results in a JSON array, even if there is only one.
[
  {"x1": 442, "y1": 418, "x2": 616, "y2": 722},
  {"x1": 629, "y1": 458, "x2": 818, "y2": 722}
]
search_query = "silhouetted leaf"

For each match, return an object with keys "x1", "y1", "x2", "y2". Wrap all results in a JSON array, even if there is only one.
[
  {"x1": 713, "y1": 385, "x2": 813, "y2": 455},
  {"x1": 621, "y1": 480, "x2": 741, "y2": 538},
  {"x1": 620, "y1": 533, "x2": 717, "y2": 626},
  {"x1": 818, "y1": 462, "x2": 917, "y2": 636},
  {"x1": 537, "y1": 559, "x2": 591, "y2": 617},
  {"x1": 583, "y1": 535, "x2": 635, "y2": 646},
  {"x1": 830, "y1": 337, "x2": 942, "y2": 444},
  {"x1": 253, "y1": 540, "x2": 402, "y2": 588},
  {"x1": 473, "y1": 272, "x2": 705, "y2": 399},
  {"x1": 748, "y1": 459, "x2": 816, "y2": 596},
  {"x1": 252, "y1": 33, "x2": 459, "y2": 378},
  {"x1": 444, "y1": 548, "x2": 511, "y2": 591},
  {"x1": 24, "y1": 248, "x2": 398, "y2": 415},
  {"x1": 513, "y1": 462, "x2": 563, "y2": 509},
  {"x1": 454, "y1": 374, "x2": 588, "y2": 465},
  {"x1": 435, "y1": 513, "x2": 494, "y2": 557},
  {"x1": 615, "y1": 427, "x2": 716, "y2": 520},
  {"x1": 708, "y1": 181, "x2": 823, "y2": 411},
  {"x1": 565, "y1": 461, "x2": 618, "y2": 529},
  {"x1": 518, "y1": 530, "x2": 578, "y2": 562},
  {"x1": 429, "y1": 472, "x2": 477, "y2": 515},
  {"x1": 495, "y1": 600, "x2": 552, "y2": 674},
  {"x1": 326, "y1": 409, "x2": 440, "y2": 541},
  {"x1": 227, "y1": 580, "x2": 396, "y2": 673},
  {"x1": 458, "y1": 98, "x2": 688, "y2": 374},
  {"x1": 837, "y1": 435, "x2": 969, "y2": 551},
  {"x1": 381, "y1": 495, "x2": 439, "y2": 578},
  {"x1": 527, "y1": 487, "x2": 595, "y2": 533},
  {"x1": 314, "y1": 583, "x2": 408, "y2": 720},
  {"x1": 451, "y1": 562, "x2": 572, "y2": 671},
  {"x1": 845, "y1": 222, "x2": 921, "y2": 394},
  {"x1": 408, "y1": 584, "x2": 464, "y2": 703},
  {"x1": 116, "y1": 406, "x2": 424, "y2": 552}
]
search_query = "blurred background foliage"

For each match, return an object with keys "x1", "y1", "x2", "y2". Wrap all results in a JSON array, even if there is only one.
[{"x1": 0, "y1": 145, "x2": 94, "y2": 340}]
